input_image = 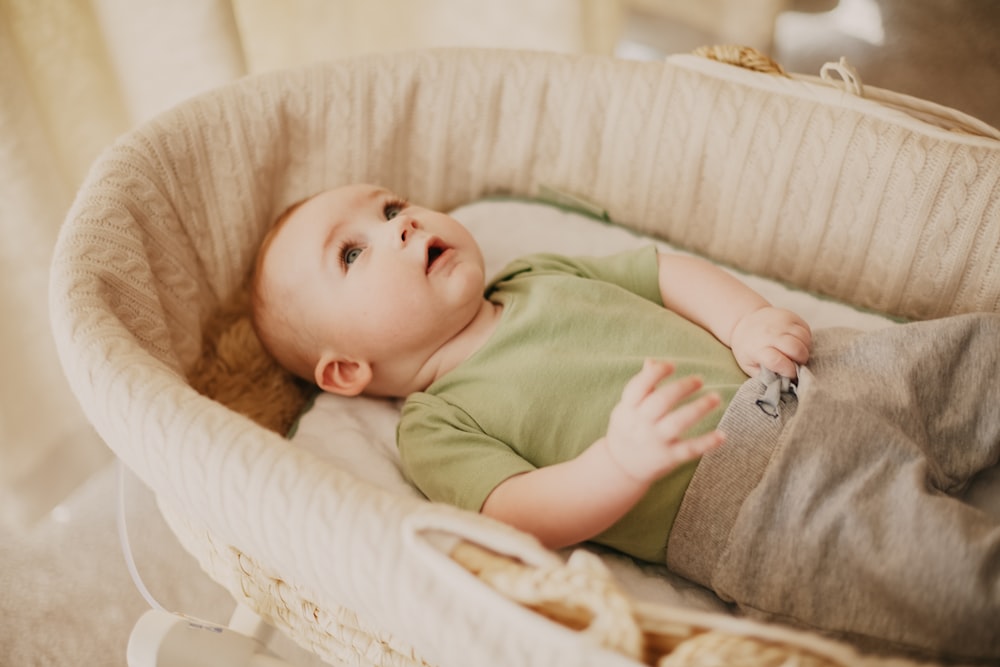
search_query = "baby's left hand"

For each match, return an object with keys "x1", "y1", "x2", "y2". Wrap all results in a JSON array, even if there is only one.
[{"x1": 730, "y1": 306, "x2": 812, "y2": 379}]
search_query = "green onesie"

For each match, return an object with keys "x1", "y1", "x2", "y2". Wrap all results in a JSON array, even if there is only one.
[{"x1": 397, "y1": 246, "x2": 747, "y2": 563}]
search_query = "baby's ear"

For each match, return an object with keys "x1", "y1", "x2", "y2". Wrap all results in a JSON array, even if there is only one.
[{"x1": 315, "y1": 356, "x2": 372, "y2": 396}]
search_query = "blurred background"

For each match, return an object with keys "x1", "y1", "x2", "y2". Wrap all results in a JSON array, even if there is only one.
[{"x1": 2, "y1": 1, "x2": 998, "y2": 664}]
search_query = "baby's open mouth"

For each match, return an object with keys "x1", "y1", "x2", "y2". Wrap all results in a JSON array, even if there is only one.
[{"x1": 426, "y1": 240, "x2": 448, "y2": 272}]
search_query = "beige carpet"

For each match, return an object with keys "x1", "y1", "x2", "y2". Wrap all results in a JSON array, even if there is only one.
[{"x1": 0, "y1": 462, "x2": 331, "y2": 667}]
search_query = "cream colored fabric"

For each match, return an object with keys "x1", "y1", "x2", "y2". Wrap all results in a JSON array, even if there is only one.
[
  {"x1": 50, "y1": 49, "x2": 1000, "y2": 665},
  {"x1": 1, "y1": 0, "x2": 611, "y2": 530}
]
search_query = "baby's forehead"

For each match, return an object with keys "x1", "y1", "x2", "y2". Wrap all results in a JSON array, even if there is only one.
[
  {"x1": 256, "y1": 222, "x2": 314, "y2": 315},
  {"x1": 261, "y1": 183, "x2": 390, "y2": 279},
  {"x1": 269, "y1": 186, "x2": 363, "y2": 247},
  {"x1": 262, "y1": 197, "x2": 325, "y2": 269}
]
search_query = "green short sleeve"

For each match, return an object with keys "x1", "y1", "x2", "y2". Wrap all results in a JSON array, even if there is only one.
[{"x1": 398, "y1": 393, "x2": 536, "y2": 512}]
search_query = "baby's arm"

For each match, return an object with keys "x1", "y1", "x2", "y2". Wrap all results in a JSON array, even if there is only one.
[
  {"x1": 480, "y1": 360, "x2": 723, "y2": 550},
  {"x1": 657, "y1": 252, "x2": 812, "y2": 378}
]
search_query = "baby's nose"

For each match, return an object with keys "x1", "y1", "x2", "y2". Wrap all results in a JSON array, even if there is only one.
[{"x1": 397, "y1": 216, "x2": 419, "y2": 243}]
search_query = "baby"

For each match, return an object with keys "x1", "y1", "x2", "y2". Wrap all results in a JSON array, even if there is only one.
[{"x1": 252, "y1": 183, "x2": 1000, "y2": 662}]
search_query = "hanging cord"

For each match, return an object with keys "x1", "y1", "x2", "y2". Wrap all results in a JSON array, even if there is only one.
[
  {"x1": 820, "y1": 56, "x2": 865, "y2": 96},
  {"x1": 117, "y1": 458, "x2": 168, "y2": 613}
]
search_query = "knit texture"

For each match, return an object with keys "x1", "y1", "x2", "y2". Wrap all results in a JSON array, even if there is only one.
[{"x1": 49, "y1": 48, "x2": 1000, "y2": 666}]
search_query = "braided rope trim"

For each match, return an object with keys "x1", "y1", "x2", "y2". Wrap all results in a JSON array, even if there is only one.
[
  {"x1": 692, "y1": 44, "x2": 789, "y2": 77},
  {"x1": 657, "y1": 632, "x2": 838, "y2": 667},
  {"x1": 452, "y1": 541, "x2": 644, "y2": 659},
  {"x1": 451, "y1": 541, "x2": 845, "y2": 667}
]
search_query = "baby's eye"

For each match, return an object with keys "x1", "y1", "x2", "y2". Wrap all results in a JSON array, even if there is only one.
[
  {"x1": 383, "y1": 199, "x2": 407, "y2": 220},
  {"x1": 342, "y1": 246, "x2": 362, "y2": 267}
]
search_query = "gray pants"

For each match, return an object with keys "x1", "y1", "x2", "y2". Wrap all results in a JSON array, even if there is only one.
[{"x1": 667, "y1": 314, "x2": 1000, "y2": 662}]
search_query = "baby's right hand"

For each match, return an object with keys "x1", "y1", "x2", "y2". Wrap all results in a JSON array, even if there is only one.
[{"x1": 603, "y1": 359, "x2": 725, "y2": 484}]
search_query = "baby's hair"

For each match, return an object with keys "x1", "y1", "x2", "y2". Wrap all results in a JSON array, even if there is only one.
[{"x1": 250, "y1": 197, "x2": 315, "y2": 382}]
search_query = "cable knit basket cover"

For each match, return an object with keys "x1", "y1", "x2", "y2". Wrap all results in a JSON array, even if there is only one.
[{"x1": 50, "y1": 48, "x2": 1000, "y2": 667}]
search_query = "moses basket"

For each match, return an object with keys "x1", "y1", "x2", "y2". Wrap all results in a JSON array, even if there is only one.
[{"x1": 50, "y1": 48, "x2": 1000, "y2": 666}]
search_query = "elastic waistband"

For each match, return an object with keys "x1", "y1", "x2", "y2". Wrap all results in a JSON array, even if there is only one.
[{"x1": 665, "y1": 369, "x2": 799, "y2": 586}]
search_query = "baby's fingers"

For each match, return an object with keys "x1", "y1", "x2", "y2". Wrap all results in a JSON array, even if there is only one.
[
  {"x1": 664, "y1": 430, "x2": 727, "y2": 468},
  {"x1": 756, "y1": 346, "x2": 799, "y2": 379},
  {"x1": 775, "y1": 329, "x2": 811, "y2": 364},
  {"x1": 788, "y1": 320, "x2": 813, "y2": 348},
  {"x1": 638, "y1": 374, "x2": 704, "y2": 421},
  {"x1": 620, "y1": 359, "x2": 675, "y2": 407},
  {"x1": 655, "y1": 392, "x2": 722, "y2": 440}
]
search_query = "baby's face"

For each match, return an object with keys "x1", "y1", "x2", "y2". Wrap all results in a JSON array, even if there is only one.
[{"x1": 261, "y1": 184, "x2": 488, "y2": 381}]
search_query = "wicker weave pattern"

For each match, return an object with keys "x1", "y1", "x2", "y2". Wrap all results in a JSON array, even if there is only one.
[
  {"x1": 50, "y1": 49, "x2": 1000, "y2": 666},
  {"x1": 691, "y1": 44, "x2": 788, "y2": 76}
]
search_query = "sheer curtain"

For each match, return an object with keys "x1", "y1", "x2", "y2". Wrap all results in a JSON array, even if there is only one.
[
  {"x1": 0, "y1": 0, "x2": 620, "y2": 530},
  {"x1": 0, "y1": 0, "x2": 248, "y2": 530}
]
